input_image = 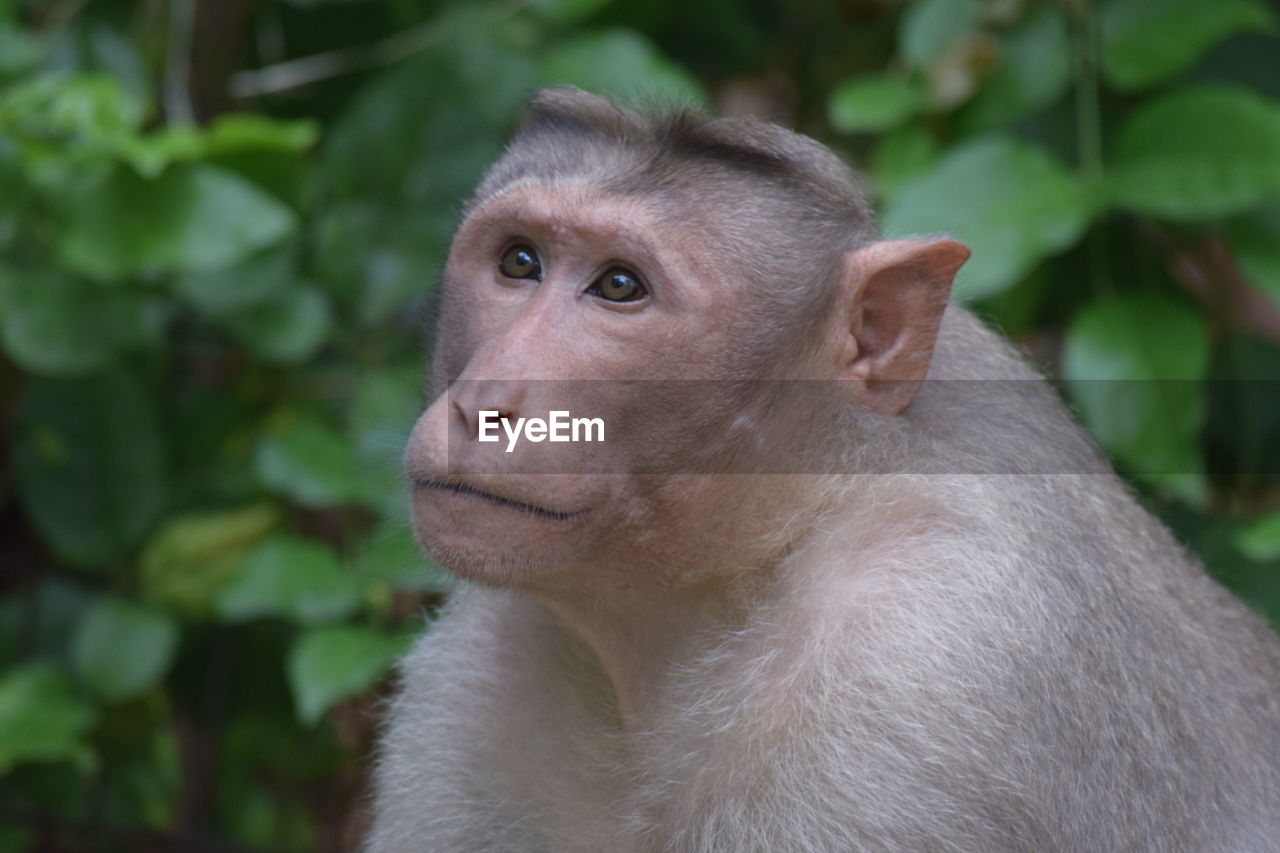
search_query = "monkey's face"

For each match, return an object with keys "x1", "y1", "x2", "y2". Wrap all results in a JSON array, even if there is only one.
[{"x1": 404, "y1": 184, "x2": 808, "y2": 590}]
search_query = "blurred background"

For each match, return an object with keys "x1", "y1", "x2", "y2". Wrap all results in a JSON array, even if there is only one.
[{"x1": 1, "y1": 0, "x2": 1279, "y2": 849}]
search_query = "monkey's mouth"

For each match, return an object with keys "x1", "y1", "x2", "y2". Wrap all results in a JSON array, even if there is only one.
[{"x1": 414, "y1": 478, "x2": 584, "y2": 521}]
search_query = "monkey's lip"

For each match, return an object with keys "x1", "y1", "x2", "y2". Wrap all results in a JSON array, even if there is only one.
[{"x1": 413, "y1": 478, "x2": 586, "y2": 521}]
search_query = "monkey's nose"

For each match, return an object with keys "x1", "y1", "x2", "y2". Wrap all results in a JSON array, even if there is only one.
[{"x1": 450, "y1": 380, "x2": 527, "y2": 440}]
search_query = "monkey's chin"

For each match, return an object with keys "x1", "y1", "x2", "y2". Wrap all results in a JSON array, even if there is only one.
[{"x1": 409, "y1": 479, "x2": 593, "y2": 587}]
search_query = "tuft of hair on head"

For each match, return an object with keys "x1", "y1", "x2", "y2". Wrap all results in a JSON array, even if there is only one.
[
  {"x1": 474, "y1": 86, "x2": 874, "y2": 230},
  {"x1": 520, "y1": 88, "x2": 796, "y2": 180},
  {"x1": 521, "y1": 87, "x2": 648, "y2": 143}
]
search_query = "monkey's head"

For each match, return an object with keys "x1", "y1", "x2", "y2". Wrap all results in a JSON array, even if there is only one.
[{"x1": 405, "y1": 88, "x2": 968, "y2": 593}]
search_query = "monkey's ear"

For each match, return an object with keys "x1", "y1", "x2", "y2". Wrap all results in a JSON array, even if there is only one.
[{"x1": 839, "y1": 239, "x2": 970, "y2": 415}]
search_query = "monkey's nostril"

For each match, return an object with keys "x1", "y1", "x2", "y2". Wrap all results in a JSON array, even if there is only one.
[{"x1": 448, "y1": 398, "x2": 478, "y2": 439}]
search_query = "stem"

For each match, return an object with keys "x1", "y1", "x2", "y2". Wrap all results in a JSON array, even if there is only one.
[
  {"x1": 1069, "y1": 0, "x2": 1113, "y2": 295},
  {"x1": 229, "y1": 20, "x2": 439, "y2": 98},
  {"x1": 1231, "y1": 341, "x2": 1260, "y2": 503},
  {"x1": 1071, "y1": 0, "x2": 1103, "y2": 183},
  {"x1": 164, "y1": 0, "x2": 196, "y2": 123},
  {"x1": 229, "y1": 0, "x2": 527, "y2": 99}
]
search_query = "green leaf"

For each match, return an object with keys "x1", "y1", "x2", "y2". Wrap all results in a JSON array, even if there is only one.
[
  {"x1": 14, "y1": 370, "x2": 166, "y2": 567},
  {"x1": 870, "y1": 124, "x2": 940, "y2": 197},
  {"x1": 287, "y1": 626, "x2": 408, "y2": 724},
  {"x1": 828, "y1": 74, "x2": 928, "y2": 134},
  {"x1": 0, "y1": 267, "x2": 165, "y2": 375},
  {"x1": 881, "y1": 136, "x2": 1089, "y2": 300},
  {"x1": 1063, "y1": 293, "x2": 1210, "y2": 501},
  {"x1": 205, "y1": 114, "x2": 320, "y2": 154},
  {"x1": 1100, "y1": 0, "x2": 1273, "y2": 91},
  {"x1": 314, "y1": 203, "x2": 450, "y2": 325},
  {"x1": 0, "y1": 26, "x2": 45, "y2": 79},
  {"x1": 218, "y1": 536, "x2": 361, "y2": 624},
  {"x1": 0, "y1": 72, "x2": 144, "y2": 162},
  {"x1": 351, "y1": 364, "x2": 423, "y2": 513},
  {"x1": 539, "y1": 29, "x2": 706, "y2": 107},
  {"x1": 899, "y1": 0, "x2": 980, "y2": 69},
  {"x1": 1237, "y1": 512, "x2": 1280, "y2": 562},
  {"x1": 1108, "y1": 86, "x2": 1280, "y2": 221},
  {"x1": 220, "y1": 286, "x2": 332, "y2": 364},
  {"x1": 139, "y1": 504, "x2": 280, "y2": 614},
  {"x1": 173, "y1": 242, "x2": 296, "y2": 317},
  {"x1": 119, "y1": 115, "x2": 320, "y2": 178},
  {"x1": 961, "y1": 6, "x2": 1070, "y2": 132},
  {"x1": 58, "y1": 163, "x2": 295, "y2": 280},
  {"x1": 351, "y1": 365, "x2": 425, "y2": 448},
  {"x1": 114, "y1": 125, "x2": 206, "y2": 179},
  {"x1": 253, "y1": 413, "x2": 362, "y2": 508},
  {"x1": 71, "y1": 596, "x2": 178, "y2": 702},
  {"x1": 1063, "y1": 293, "x2": 1211, "y2": 378},
  {"x1": 1226, "y1": 203, "x2": 1280, "y2": 308},
  {"x1": 354, "y1": 521, "x2": 446, "y2": 593},
  {"x1": 0, "y1": 664, "x2": 95, "y2": 773}
]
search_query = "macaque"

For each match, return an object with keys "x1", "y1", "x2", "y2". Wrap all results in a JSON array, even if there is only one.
[{"x1": 367, "y1": 88, "x2": 1280, "y2": 852}]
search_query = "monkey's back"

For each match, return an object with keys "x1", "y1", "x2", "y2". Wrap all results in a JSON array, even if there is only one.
[{"x1": 927, "y1": 472, "x2": 1280, "y2": 851}]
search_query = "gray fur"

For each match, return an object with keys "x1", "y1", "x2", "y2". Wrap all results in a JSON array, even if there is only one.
[{"x1": 368, "y1": 90, "x2": 1280, "y2": 852}]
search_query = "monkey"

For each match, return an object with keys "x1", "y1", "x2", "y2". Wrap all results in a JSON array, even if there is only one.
[{"x1": 366, "y1": 87, "x2": 1280, "y2": 852}]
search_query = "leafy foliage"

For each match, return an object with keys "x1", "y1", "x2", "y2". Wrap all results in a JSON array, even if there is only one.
[
  {"x1": 1063, "y1": 293, "x2": 1211, "y2": 501},
  {"x1": 287, "y1": 626, "x2": 409, "y2": 725},
  {"x1": 15, "y1": 370, "x2": 166, "y2": 567},
  {"x1": 59, "y1": 163, "x2": 296, "y2": 279},
  {"x1": 1109, "y1": 86, "x2": 1280, "y2": 219},
  {"x1": 0, "y1": 664, "x2": 95, "y2": 774},
  {"x1": 828, "y1": 74, "x2": 928, "y2": 133},
  {"x1": 218, "y1": 537, "x2": 362, "y2": 625},
  {"x1": 1099, "y1": 0, "x2": 1273, "y2": 91},
  {"x1": 71, "y1": 596, "x2": 178, "y2": 703},
  {"x1": 881, "y1": 136, "x2": 1089, "y2": 299},
  {"x1": 1, "y1": 0, "x2": 1278, "y2": 850}
]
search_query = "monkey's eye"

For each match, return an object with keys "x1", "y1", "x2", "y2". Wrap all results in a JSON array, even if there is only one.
[
  {"x1": 498, "y1": 245, "x2": 542, "y2": 280},
  {"x1": 588, "y1": 268, "x2": 647, "y2": 303}
]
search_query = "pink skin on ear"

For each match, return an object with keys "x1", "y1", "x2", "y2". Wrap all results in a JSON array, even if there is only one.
[{"x1": 838, "y1": 239, "x2": 971, "y2": 415}]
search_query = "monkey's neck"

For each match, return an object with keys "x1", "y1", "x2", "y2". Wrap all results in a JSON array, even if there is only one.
[
  {"x1": 535, "y1": 576, "x2": 748, "y2": 729},
  {"x1": 529, "y1": 521, "x2": 839, "y2": 731},
  {"x1": 529, "y1": 481, "x2": 938, "y2": 731}
]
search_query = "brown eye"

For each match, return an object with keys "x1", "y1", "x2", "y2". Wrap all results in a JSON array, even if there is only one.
[
  {"x1": 499, "y1": 245, "x2": 541, "y2": 279},
  {"x1": 589, "y1": 268, "x2": 647, "y2": 303}
]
